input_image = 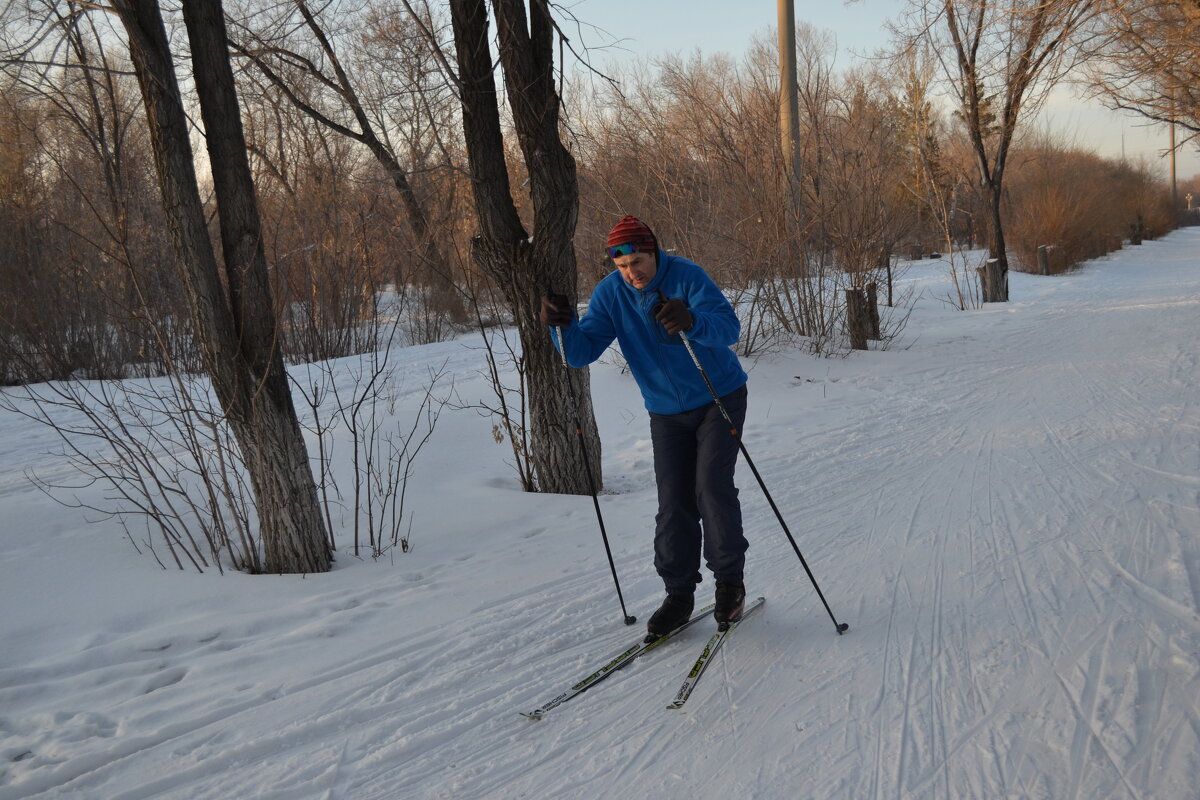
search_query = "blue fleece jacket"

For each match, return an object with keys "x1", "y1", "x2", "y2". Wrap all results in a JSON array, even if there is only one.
[{"x1": 553, "y1": 251, "x2": 748, "y2": 415}]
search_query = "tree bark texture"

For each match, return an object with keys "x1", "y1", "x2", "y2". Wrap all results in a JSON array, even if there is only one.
[
  {"x1": 113, "y1": 0, "x2": 331, "y2": 573},
  {"x1": 450, "y1": 0, "x2": 601, "y2": 495},
  {"x1": 979, "y1": 259, "x2": 1008, "y2": 303},
  {"x1": 982, "y1": 183, "x2": 1010, "y2": 301}
]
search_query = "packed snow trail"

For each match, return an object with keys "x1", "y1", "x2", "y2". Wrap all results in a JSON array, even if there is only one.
[{"x1": 0, "y1": 230, "x2": 1197, "y2": 799}]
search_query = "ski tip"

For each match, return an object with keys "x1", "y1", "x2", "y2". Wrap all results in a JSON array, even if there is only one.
[{"x1": 519, "y1": 711, "x2": 545, "y2": 721}]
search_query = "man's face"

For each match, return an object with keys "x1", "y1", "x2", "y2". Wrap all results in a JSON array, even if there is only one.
[{"x1": 615, "y1": 252, "x2": 657, "y2": 289}]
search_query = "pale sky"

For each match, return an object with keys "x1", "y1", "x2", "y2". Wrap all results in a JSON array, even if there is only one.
[{"x1": 566, "y1": 0, "x2": 1197, "y2": 180}]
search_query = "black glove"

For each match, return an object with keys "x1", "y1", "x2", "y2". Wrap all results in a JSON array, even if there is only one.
[
  {"x1": 654, "y1": 297, "x2": 693, "y2": 335},
  {"x1": 540, "y1": 294, "x2": 574, "y2": 326}
]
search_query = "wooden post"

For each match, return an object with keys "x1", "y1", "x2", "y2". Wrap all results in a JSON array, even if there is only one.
[
  {"x1": 878, "y1": 244, "x2": 894, "y2": 307},
  {"x1": 865, "y1": 282, "x2": 881, "y2": 340},
  {"x1": 845, "y1": 288, "x2": 868, "y2": 350}
]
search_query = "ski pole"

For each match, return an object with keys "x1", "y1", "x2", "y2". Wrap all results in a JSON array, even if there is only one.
[
  {"x1": 658, "y1": 293, "x2": 849, "y2": 635},
  {"x1": 553, "y1": 324, "x2": 637, "y2": 626}
]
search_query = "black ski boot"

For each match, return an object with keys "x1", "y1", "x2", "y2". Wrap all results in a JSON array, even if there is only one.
[
  {"x1": 714, "y1": 581, "x2": 746, "y2": 630},
  {"x1": 646, "y1": 594, "x2": 695, "y2": 640}
]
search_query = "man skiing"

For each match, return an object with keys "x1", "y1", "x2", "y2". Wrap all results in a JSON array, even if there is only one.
[{"x1": 540, "y1": 215, "x2": 750, "y2": 637}]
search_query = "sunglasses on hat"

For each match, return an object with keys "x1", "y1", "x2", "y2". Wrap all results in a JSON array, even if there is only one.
[{"x1": 607, "y1": 242, "x2": 641, "y2": 259}]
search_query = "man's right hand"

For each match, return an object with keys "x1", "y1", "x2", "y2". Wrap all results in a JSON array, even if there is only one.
[{"x1": 540, "y1": 294, "x2": 574, "y2": 326}]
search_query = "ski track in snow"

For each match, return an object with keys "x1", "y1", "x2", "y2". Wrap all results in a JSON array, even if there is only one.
[{"x1": 1, "y1": 230, "x2": 1199, "y2": 799}]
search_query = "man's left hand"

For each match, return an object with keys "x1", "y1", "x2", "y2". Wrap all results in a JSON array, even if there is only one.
[{"x1": 654, "y1": 298, "x2": 694, "y2": 336}]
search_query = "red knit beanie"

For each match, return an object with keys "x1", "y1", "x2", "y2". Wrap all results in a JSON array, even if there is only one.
[{"x1": 606, "y1": 215, "x2": 657, "y2": 255}]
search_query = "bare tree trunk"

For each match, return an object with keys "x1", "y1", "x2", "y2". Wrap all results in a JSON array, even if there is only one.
[
  {"x1": 923, "y1": 0, "x2": 1096, "y2": 305},
  {"x1": 113, "y1": 0, "x2": 330, "y2": 573},
  {"x1": 983, "y1": 182, "x2": 1010, "y2": 302},
  {"x1": 450, "y1": 0, "x2": 599, "y2": 495}
]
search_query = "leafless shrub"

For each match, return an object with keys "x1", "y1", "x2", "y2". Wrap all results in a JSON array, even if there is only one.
[
  {"x1": 1005, "y1": 138, "x2": 1176, "y2": 272},
  {"x1": 455, "y1": 273, "x2": 536, "y2": 492},
  {"x1": 0, "y1": 373, "x2": 259, "y2": 573},
  {"x1": 0, "y1": 51, "x2": 188, "y2": 385},
  {"x1": 1, "y1": 268, "x2": 450, "y2": 573},
  {"x1": 295, "y1": 342, "x2": 450, "y2": 560}
]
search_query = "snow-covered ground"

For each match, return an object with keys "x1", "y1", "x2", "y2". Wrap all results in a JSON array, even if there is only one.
[{"x1": 1, "y1": 229, "x2": 1198, "y2": 799}]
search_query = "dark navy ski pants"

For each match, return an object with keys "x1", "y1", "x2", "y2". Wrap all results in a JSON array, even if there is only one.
[{"x1": 649, "y1": 384, "x2": 748, "y2": 596}]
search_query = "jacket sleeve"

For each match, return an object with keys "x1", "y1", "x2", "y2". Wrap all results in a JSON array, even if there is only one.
[
  {"x1": 680, "y1": 267, "x2": 741, "y2": 348},
  {"x1": 552, "y1": 285, "x2": 618, "y2": 367}
]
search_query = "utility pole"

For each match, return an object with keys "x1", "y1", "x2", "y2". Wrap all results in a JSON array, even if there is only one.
[{"x1": 778, "y1": 0, "x2": 802, "y2": 217}]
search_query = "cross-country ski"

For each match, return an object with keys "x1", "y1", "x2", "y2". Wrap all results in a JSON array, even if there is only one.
[
  {"x1": 667, "y1": 596, "x2": 766, "y2": 710},
  {"x1": 520, "y1": 602, "x2": 716, "y2": 719}
]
